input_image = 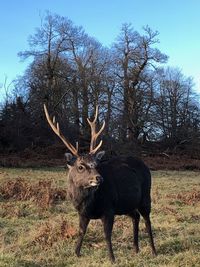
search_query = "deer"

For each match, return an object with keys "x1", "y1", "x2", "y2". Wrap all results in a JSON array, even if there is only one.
[{"x1": 44, "y1": 104, "x2": 157, "y2": 263}]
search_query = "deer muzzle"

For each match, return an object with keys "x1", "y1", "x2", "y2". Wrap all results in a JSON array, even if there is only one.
[{"x1": 89, "y1": 175, "x2": 103, "y2": 187}]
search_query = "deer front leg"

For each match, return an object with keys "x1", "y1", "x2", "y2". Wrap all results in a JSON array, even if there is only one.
[{"x1": 75, "y1": 215, "x2": 90, "y2": 257}]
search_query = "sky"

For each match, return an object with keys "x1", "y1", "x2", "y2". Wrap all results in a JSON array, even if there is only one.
[{"x1": 0, "y1": 0, "x2": 200, "y2": 99}]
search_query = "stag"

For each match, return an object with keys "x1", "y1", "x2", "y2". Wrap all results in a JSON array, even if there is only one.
[{"x1": 44, "y1": 104, "x2": 157, "y2": 263}]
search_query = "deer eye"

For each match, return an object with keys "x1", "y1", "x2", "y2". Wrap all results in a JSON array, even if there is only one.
[{"x1": 78, "y1": 165, "x2": 85, "y2": 172}]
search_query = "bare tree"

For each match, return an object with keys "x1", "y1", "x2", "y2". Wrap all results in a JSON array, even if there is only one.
[
  {"x1": 113, "y1": 24, "x2": 167, "y2": 142},
  {"x1": 2, "y1": 11, "x2": 198, "y2": 158},
  {"x1": 153, "y1": 67, "x2": 199, "y2": 149}
]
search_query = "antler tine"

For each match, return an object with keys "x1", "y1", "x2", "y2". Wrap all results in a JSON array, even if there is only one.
[
  {"x1": 94, "y1": 105, "x2": 98, "y2": 122},
  {"x1": 87, "y1": 105, "x2": 105, "y2": 154},
  {"x1": 43, "y1": 104, "x2": 78, "y2": 156},
  {"x1": 90, "y1": 140, "x2": 103, "y2": 155},
  {"x1": 76, "y1": 141, "x2": 79, "y2": 151}
]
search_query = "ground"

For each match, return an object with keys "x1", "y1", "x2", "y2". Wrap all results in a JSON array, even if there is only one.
[{"x1": 0, "y1": 168, "x2": 200, "y2": 267}]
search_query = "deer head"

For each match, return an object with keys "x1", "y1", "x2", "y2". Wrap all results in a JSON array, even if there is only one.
[{"x1": 44, "y1": 104, "x2": 105, "y2": 188}]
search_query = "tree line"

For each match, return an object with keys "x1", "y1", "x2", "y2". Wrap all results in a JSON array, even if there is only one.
[{"x1": 1, "y1": 12, "x2": 200, "y2": 158}]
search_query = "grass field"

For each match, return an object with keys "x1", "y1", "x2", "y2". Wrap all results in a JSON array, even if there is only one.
[{"x1": 0, "y1": 167, "x2": 200, "y2": 267}]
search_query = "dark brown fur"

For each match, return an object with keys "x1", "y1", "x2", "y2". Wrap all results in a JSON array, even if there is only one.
[{"x1": 66, "y1": 154, "x2": 157, "y2": 262}]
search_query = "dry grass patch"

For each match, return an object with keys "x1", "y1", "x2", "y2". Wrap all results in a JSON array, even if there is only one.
[
  {"x1": 30, "y1": 217, "x2": 77, "y2": 248},
  {"x1": 166, "y1": 189, "x2": 200, "y2": 206},
  {"x1": 0, "y1": 177, "x2": 67, "y2": 210},
  {"x1": 0, "y1": 168, "x2": 200, "y2": 267}
]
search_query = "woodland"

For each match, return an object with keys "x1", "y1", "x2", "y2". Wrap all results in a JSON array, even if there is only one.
[{"x1": 1, "y1": 12, "x2": 200, "y2": 169}]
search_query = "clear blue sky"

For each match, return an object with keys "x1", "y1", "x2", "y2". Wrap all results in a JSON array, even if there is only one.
[{"x1": 0, "y1": 0, "x2": 200, "y2": 98}]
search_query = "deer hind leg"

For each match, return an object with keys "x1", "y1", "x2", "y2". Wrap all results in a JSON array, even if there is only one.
[
  {"x1": 129, "y1": 210, "x2": 140, "y2": 253},
  {"x1": 75, "y1": 215, "x2": 90, "y2": 257},
  {"x1": 139, "y1": 207, "x2": 157, "y2": 256},
  {"x1": 102, "y1": 214, "x2": 115, "y2": 263}
]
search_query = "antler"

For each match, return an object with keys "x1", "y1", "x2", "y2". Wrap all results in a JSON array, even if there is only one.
[
  {"x1": 44, "y1": 104, "x2": 79, "y2": 156},
  {"x1": 87, "y1": 106, "x2": 105, "y2": 154}
]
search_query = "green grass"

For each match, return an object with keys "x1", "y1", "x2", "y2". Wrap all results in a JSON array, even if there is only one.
[{"x1": 0, "y1": 168, "x2": 200, "y2": 267}]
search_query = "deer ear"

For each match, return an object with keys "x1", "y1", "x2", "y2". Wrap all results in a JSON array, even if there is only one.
[
  {"x1": 95, "y1": 150, "x2": 105, "y2": 161},
  {"x1": 65, "y1": 153, "x2": 76, "y2": 164},
  {"x1": 65, "y1": 153, "x2": 76, "y2": 170}
]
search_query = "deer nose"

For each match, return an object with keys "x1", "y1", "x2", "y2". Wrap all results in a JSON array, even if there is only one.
[{"x1": 95, "y1": 175, "x2": 103, "y2": 183}]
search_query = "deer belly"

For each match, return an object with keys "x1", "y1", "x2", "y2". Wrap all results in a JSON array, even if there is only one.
[{"x1": 114, "y1": 188, "x2": 141, "y2": 215}]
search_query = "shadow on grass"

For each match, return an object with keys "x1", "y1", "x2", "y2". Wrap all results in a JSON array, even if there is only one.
[
  {"x1": 158, "y1": 238, "x2": 185, "y2": 255},
  {"x1": 16, "y1": 261, "x2": 42, "y2": 267},
  {"x1": 0, "y1": 257, "x2": 42, "y2": 267}
]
